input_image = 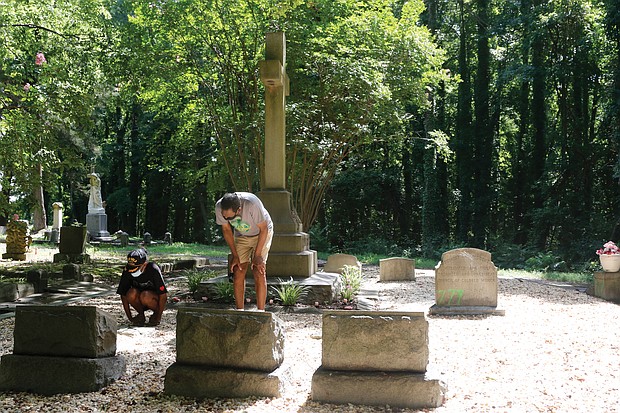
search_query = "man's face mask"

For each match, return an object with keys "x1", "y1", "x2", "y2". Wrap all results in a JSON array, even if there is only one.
[{"x1": 127, "y1": 257, "x2": 145, "y2": 277}]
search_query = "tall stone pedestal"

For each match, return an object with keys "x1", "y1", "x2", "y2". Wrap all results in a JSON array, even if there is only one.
[
  {"x1": 258, "y1": 190, "x2": 317, "y2": 278},
  {"x1": 86, "y1": 211, "x2": 110, "y2": 238}
]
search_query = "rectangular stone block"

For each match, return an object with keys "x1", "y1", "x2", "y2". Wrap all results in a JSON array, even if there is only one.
[
  {"x1": 0, "y1": 354, "x2": 125, "y2": 395},
  {"x1": 311, "y1": 366, "x2": 446, "y2": 409},
  {"x1": 14, "y1": 305, "x2": 117, "y2": 358},
  {"x1": 435, "y1": 248, "x2": 498, "y2": 307},
  {"x1": 164, "y1": 362, "x2": 286, "y2": 399},
  {"x1": 594, "y1": 272, "x2": 620, "y2": 303},
  {"x1": 379, "y1": 257, "x2": 416, "y2": 281},
  {"x1": 322, "y1": 310, "x2": 428, "y2": 372},
  {"x1": 176, "y1": 308, "x2": 284, "y2": 372}
]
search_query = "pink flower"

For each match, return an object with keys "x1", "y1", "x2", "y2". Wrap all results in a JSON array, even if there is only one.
[
  {"x1": 35, "y1": 52, "x2": 47, "y2": 65},
  {"x1": 23, "y1": 83, "x2": 31, "y2": 91},
  {"x1": 596, "y1": 241, "x2": 620, "y2": 255}
]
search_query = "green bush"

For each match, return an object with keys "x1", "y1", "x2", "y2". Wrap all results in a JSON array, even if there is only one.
[
  {"x1": 340, "y1": 264, "x2": 363, "y2": 301},
  {"x1": 271, "y1": 278, "x2": 310, "y2": 306},
  {"x1": 213, "y1": 281, "x2": 235, "y2": 303}
]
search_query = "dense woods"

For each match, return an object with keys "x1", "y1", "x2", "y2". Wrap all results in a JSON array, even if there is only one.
[{"x1": 1, "y1": 0, "x2": 619, "y2": 268}]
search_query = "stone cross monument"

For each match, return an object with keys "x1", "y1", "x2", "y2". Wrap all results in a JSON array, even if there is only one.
[{"x1": 258, "y1": 32, "x2": 317, "y2": 277}]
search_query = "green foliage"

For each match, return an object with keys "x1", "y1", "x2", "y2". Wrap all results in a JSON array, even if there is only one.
[
  {"x1": 212, "y1": 281, "x2": 235, "y2": 303},
  {"x1": 271, "y1": 277, "x2": 310, "y2": 306},
  {"x1": 339, "y1": 264, "x2": 363, "y2": 301},
  {"x1": 185, "y1": 270, "x2": 218, "y2": 294}
]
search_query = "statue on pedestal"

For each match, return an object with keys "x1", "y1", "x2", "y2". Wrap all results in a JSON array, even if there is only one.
[{"x1": 86, "y1": 171, "x2": 110, "y2": 238}]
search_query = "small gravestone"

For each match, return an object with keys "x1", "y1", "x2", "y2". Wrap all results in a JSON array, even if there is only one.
[
  {"x1": 27, "y1": 269, "x2": 48, "y2": 293},
  {"x1": 379, "y1": 257, "x2": 416, "y2": 281},
  {"x1": 2, "y1": 219, "x2": 30, "y2": 261},
  {"x1": 0, "y1": 306, "x2": 125, "y2": 394},
  {"x1": 165, "y1": 308, "x2": 287, "y2": 398},
  {"x1": 311, "y1": 311, "x2": 446, "y2": 409},
  {"x1": 323, "y1": 253, "x2": 361, "y2": 274},
  {"x1": 164, "y1": 231, "x2": 172, "y2": 245},
  {"x1": 429, "y1": 248, "x2": 504, "y2": 316},
  {"x1": 62, "y1": 263, "x2": 81, "y2": 280},
  {"x1": 143, "y1": 232, "x2": 152, "y2": 245}
]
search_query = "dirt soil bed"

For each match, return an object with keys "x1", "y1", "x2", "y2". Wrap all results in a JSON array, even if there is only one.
[{"x1": 0, "y1": 264, "x2": 618, "y2": 413}]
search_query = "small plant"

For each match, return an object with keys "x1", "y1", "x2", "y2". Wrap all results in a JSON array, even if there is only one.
[
  {"x1": 212, "y1": 281, "x2": 235, "y2": 303},
  {"x1": 185, "y1": 270, "x2": 218, "y2": 294},
  {"x1": 339, "y1": 264, "x2": 363, "y2": 301},
  {"x1": 271, "y1": 277, "x2": 310, "y2": 306}
]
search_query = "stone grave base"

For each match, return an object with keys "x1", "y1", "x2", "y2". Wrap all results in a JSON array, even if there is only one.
[
  {"x1": 1, "y1": 253, "x2": 27, "y2": 261},
  {"x1": 0, "y1": 354, "x2": 125, "y2": 395},
  {"x1": 164, "y1": 363, "x2": 288, "y2": 398},
  {"x1": 311, "y1": 367, "x2": 446, "y2": 409},
  {"x1": 593, "y1": 272, "x2": 620, "y2": 303},
  {"x1": 53, "y1": 253, "x2": 91, "y2": 264},
  {"x1": 199, "y1": 272, "x2": 340, "y2": 305},
  {"x1": 429, "y1": 304, "x2": 505, "y2": 316}
]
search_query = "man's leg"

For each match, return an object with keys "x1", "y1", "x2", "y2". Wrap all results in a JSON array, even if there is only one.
[
  {"x1": 126, "y1": 288, "x2": 146, "y2": 325},
  {"x1": 233, "y1": 262, "x2": 249, "y2": 309},
  {"x1": 139, "y1": 290, "x2": 165, "y2": 325},
  {"x1": 253, "y1": 271, "x2": 267, "y2": 310}
]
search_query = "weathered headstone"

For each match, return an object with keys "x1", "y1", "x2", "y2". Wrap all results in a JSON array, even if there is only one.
[
  {"x1": 379, "y1": 257, "x2": 416, "y2": 281},
  {"x1": 53, "y1": 225, "x2": 90, "y2": 264},
  {"x1": 165, "y1": 308, "x2": 287, "y2": 398},
  {"x1": 2, "y1": 219, "x2": 30, "y2": 261},
  {"x1": 118, "y1": 231, "x2": 129, "y2": 247},
  {"x1": 429, "y1": 248, "x2": 504, "y2": 315},
  {"x1": 143, "y1": 231, "x2": 152, "y2": 245},
  {"x1": 62, "y1": 263, "x2": 81, "y2": 280},
  {"x1": 164, "y1": 231, "x2": 172, "y2": 245},
  {"x1": 323, "y1": 253, "x2": 362, "y2": 274},
  {"x1": 311, "y1": 311, "x2": 446, "y2": 409},
  {"x1": 0, "y1": 306, "x2": 125, "y2": 394}
]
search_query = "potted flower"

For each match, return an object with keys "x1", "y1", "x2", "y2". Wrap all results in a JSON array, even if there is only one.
[{"x1": 596, "y1": 241, "x2": 620, "y2": 272}]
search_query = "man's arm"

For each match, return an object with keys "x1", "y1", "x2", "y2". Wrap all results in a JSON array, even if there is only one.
[{"x1": 120, "y1": 295, "x2": 133, "y2": 320}]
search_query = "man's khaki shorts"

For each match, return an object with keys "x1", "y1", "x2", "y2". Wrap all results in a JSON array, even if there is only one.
[{"x1": 235, "y1": 230, "x2": 273, "y2": 264}]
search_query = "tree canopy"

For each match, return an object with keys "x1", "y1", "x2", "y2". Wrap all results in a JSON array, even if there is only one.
[{"x1": 1, "y1": 0, "x2": 619, "y2": 268}]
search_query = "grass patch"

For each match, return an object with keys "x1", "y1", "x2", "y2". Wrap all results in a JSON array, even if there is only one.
[{"x1": 499, "y1": 269, "x2": 593, "y2": 284}]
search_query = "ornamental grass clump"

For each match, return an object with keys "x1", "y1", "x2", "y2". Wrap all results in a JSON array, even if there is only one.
[
  {"x1": 185, "y1": 269, "x2": 218, "y2": 294},
  {"x1": 271, "y1": 277, "x2": 310, "y2": 306},
  {"x1": 339, "y1": 264, "x2": 363, "y2": 301},
  {"x1": 213, "y1": 281, "x2": 235, "y2": 303}
]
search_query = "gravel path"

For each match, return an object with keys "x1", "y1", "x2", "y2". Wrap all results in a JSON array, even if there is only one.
[{"x1": 0, "y1": 265, "x2": 618, "y2": 412}]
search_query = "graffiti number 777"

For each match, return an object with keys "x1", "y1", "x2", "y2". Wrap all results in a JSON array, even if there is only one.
[{"x1": 437, "y1": 289, "x2": 464, "y2": 305}]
